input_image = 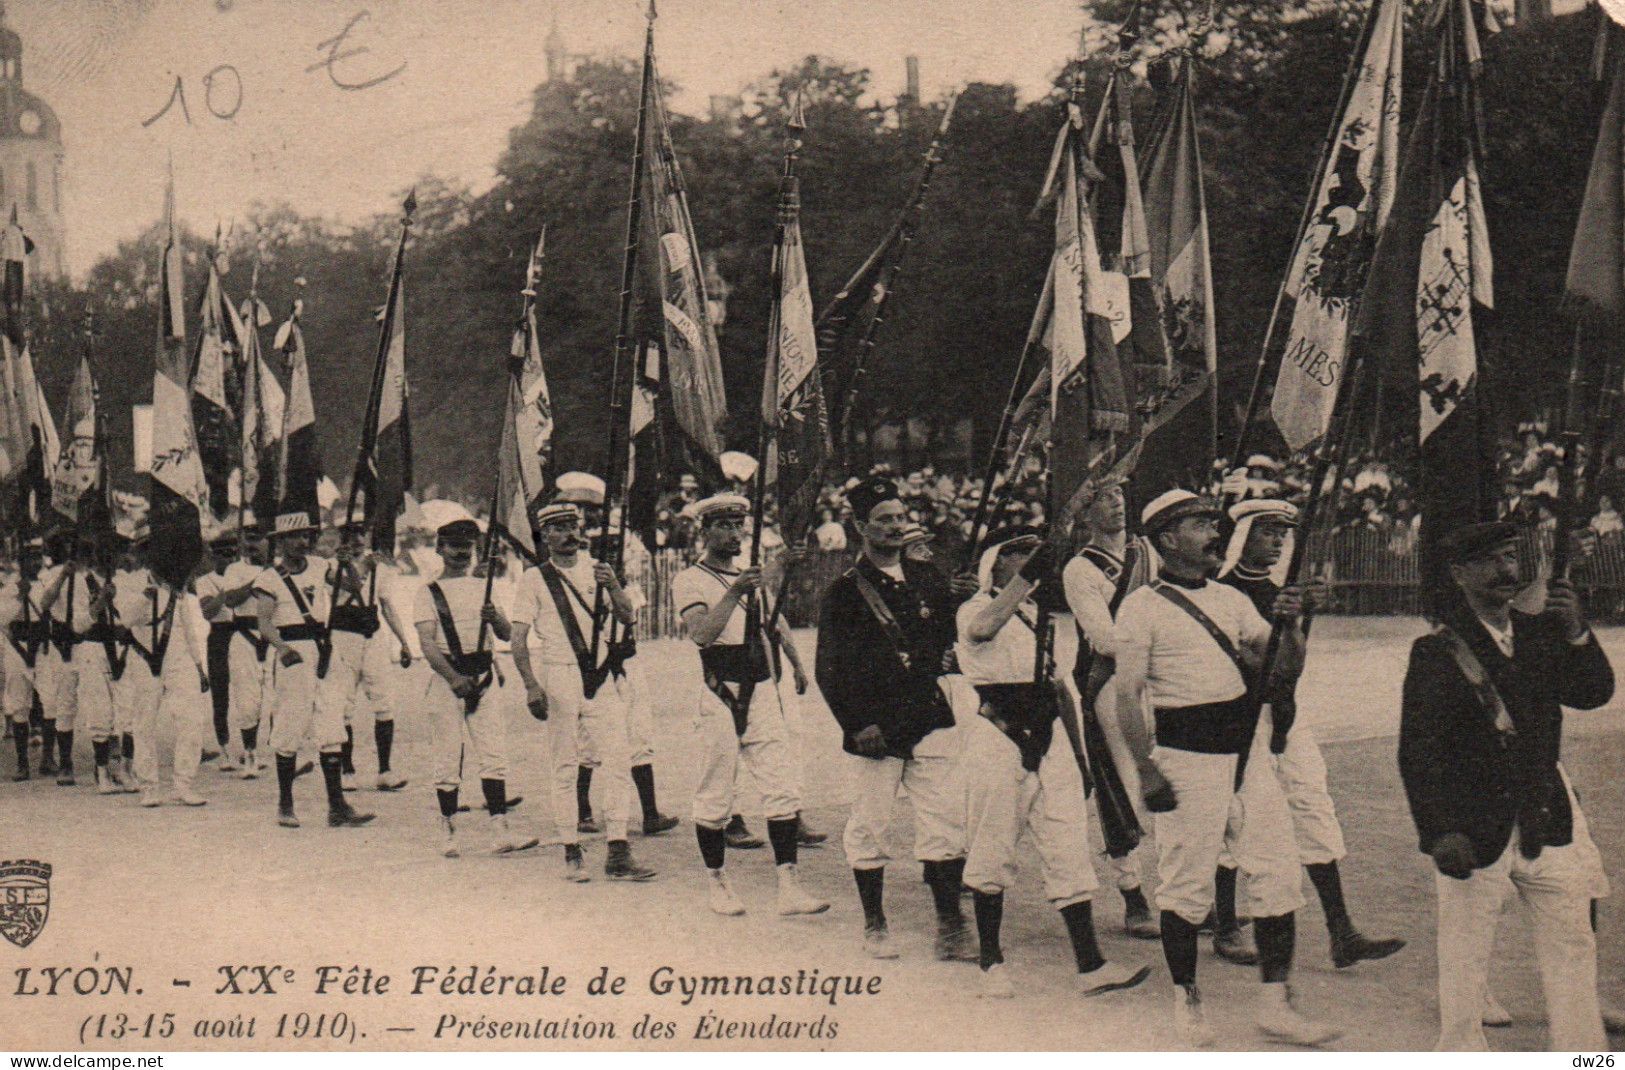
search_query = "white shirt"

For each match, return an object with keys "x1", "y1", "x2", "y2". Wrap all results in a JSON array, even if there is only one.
[
  {"x1": 672, "y1": 561, "x2": 749, "y2": 647},
  {"x1": 414, "y1": 574, "x2": 488, "y2": 657},
  {"x1": 111, "y1": 568, "x2": 159, "y2": 653},
  {"x1": 955, "y1": 591, "x2": 1038, "y2": 685},
  {"x1": 1115, "y1": 579, "x2": 1269, "y2": 708},
  {"x1": 252, "y1": 556, "x2": 333, "y2": 631},
  {"x1": 513, "y1": 555, "x2": 603, "y2": 666},
  {"x1": 1062, "y1": 551, "x2": 1121, "y2": 659}
]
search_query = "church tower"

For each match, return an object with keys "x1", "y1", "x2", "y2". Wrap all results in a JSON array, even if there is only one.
[{"x1": 0, "y1": 5, "x2": 65, "y2": 280}]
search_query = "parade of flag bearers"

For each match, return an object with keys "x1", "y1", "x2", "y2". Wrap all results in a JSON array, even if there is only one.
[{"x1": 7, "y1": 0, "x2": 1625, "y2": 1055}]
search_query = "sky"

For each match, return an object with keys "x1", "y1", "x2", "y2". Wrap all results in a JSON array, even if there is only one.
[{"x1": 7, "y1": 0, "x2": 1089, "y2": 278}]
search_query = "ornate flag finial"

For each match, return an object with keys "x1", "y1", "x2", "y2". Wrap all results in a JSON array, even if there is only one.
[
  {"x1": 402, "y1": 188, "x2": 418, "y2": 223},
  {"x1": 647, "y1": 0, "x2": 657, "y2": 23},
  {"x1": 787, "y1": 87, "x2": 807, "y2": 133}
]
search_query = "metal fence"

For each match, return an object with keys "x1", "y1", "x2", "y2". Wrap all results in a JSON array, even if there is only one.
[{"x1": 624, "y1": 525, "x2": 1625, "y2": 640}]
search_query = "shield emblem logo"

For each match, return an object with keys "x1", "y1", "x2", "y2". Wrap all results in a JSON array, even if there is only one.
[{"x1": 0, "y1": 860, "x2": 51, "y2": 948}]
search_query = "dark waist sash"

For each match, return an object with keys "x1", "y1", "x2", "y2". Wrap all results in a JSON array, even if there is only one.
[
  {"x1": 700, "y1": 642, "x2": 772, "y2": 736},
  {"x1": 329, "y1": 603, "x2": 380, "y2": 637},
  {"x1": 227, "y1": 618, "x2": 270, "y2": 661},
  {"x1": 1154, "y1": 698, "x2": 1257, "y2": 756},
  {"x1": 280, "y1": 622, "x2": 327, "y2": 643},
  {"x1": 974, "y1": 682, "x2": 1056, "y2": 773}
]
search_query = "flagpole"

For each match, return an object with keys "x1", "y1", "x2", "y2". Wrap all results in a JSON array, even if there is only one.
[
  {"x1": 747, "y1": 92, "x2": 808, "y2": 658},
  {"x1": 345, "y1": 191, "x2": 416, "y2": 531},
  {"x1": 239, "y1": 254, "x2": 260, "y2": 546},
  {"x1": 589, "y1": 2, "x2": 658, "y2": 674},
  {"x1": 1225, "y1": 0, "x2": 1387, "y2": 484},
  {"x1": 1553, "y1": 322, "x2": 1587, "y2": 579},
  {"x1": 832, "y1": 94, "x2": 958, "y2": 454},
  {"x1": 476, "y1": 230, "x2": 545, "y2": 655}
]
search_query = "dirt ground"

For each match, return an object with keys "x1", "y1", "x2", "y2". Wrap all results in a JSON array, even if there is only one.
[{"x1": 0, "y1": 616, "x2": 1620, "y2": 1052}]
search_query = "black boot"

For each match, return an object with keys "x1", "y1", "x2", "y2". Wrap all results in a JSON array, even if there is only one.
[
  {"x1": 10, "y1": 725, "x2": 28, "y2": 780},
  {"x1": 322, "y1": 753, "x2": 374, "y2": 827},
  {"x1": 725, "y1": 813, "x2": 764, "y2": 849},
  {"x1": 37, "y1": 720, "x2": 57, "y2": 777},
  {"x1": 54, "y1": 728, "x2": 75, "y2": 785},
  {"x1": 630, "y1": 763, "x2": 678, "y2": 834},
  {"x1": 275, "y1": 753, "x2": 299, "y2": 827}
]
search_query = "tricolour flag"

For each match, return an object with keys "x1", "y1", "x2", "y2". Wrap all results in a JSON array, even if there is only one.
[
  {"x1": 350, "y1": 196, "x2": 414, "y2": 551},
  {"x1": 239, "y1": 286, "x2": 285, "y2": 525},
  {"x1": 761, "y1": 171, "x2": 832, "y2": 542},
  {"x1": 1565, "y1": 20, "x2": 1625, "y2": 318},
  {"x1": 149, "y1": 178, "x2": 210, "y2": 588},
  {"x1": 1134, "y1": 56, "x2": 1219, "y2": 502},
  {"x1": 273, "y1": 301, "x2": 321, "y2": 524},
  {"x1": 50, "y1": 358, "x2": 100, "y2": 525},
  {"x1": 1271, "y1": 0, "x2": 1404, "y2": 451},
  {"x1": 492, "y1": 233, "x2": 554, "y2": 559},
  {"x1": 639, "y1": 55, "x2": 728, "y2": 465},
  {"x1": 1039, "y1": 93, "x2": 1135, "y2": 515},
  {"x1": 1357, "y1": 0, "x2": 1497, "y2": 567},
  {"x1": 191, "y1": 254, "x2": 241, "y2": 519}
]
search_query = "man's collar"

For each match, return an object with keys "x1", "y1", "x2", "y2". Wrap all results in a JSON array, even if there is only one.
[{"x1": 1157, "y1": 568, "x2": 1207, "y2": 590}]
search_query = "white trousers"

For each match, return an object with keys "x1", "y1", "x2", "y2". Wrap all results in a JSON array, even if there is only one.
[
  {"x1": 227, "y1": 629, "x2": 269, "y2": 731},
  {"x1": 578, "y1": 657, "x2": 656, "y2": 770},
  {"x1": 74, "y1": 646, "x2": 118, "y2": 741},
  {"x1": 3, "y1": 642, "x2": 34, "y2": 721},
  {"x1": 112, "y1": 656, "x2": 160, "y2": 742},
  {"x1": 843, "y1": 718, "x2": 966, "y2": 870},
  {"x1": 963, "y1": 715, "x2": 1097, "y2": 907},
  {"x1": 1150, "y1": 711, "x2": 1306, "y2": 924},
  {"x1": 1274, "y1": 721, "x2": 1346, "y2": 865},
  {"x1": 425, "y1": 671, "x2": 507, "y2": 791},
  {"x1": 37, "y1": 649, "x2": 74, "y2": 730},
  {"x1": 132, "y1": 659, "x2": 206, "y2": 795},
  {"x1": 1435, "y1": 825, "x2": 1605, "y2": 1052},
  {"x1": 269, "y1": 640, "x2": 344, "y2": 755},
  {"x1": 324, "y1": 628, "x2": 396, "y2": 727},
  {"x1": 691, "y1": 675, "x2": 800, "y2": 829},
  {"x1": 541, "y1": 663, "x2": 631, "y2": 842}
]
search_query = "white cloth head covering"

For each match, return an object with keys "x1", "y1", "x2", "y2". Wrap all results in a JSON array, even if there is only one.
[
  {"x1": 683, "y1": 493, "x2": 751, "y2": 524},
  {"x1": 976, "y1": 530, "x2": 1041, "y2": 591},
  {"x1": 1220, "y1": 499, "x2": 1298, "y2": 580},
  {"x1": 554, "y1": 471, "x2": 606, "y2": 506}
]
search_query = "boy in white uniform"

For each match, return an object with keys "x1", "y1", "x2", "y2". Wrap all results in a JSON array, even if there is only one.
[
  {"x1": 959, "y1": 528, "x2": 1149, "y2": 999},
  {"x1": 131, "y1": 569, "x2": 211, "y2": 807},
  {"x1": 106, "y1": 537, "x2": 158, "y2": 795},
  {"x1": 255, "y1": 512, "x2": 373, "y2": 830},
  {"x1": 197, "y1": 526, "x2": 274, "y2": 777},
  {"x1": 512, "y1": 501, "x2": 656, "y2": 883},
  {"x1": 325, "y1": 523, "x2": 412, "y2": 792},
  {"x1": 2, "y1": 540, "x2": 45, "y2": 780},
  {"x1": 671, "y1": 494, "x2": 825, "y2": 917},
  {"x1": 415, "y1": 519, "x2": 536, "y2": 857}
]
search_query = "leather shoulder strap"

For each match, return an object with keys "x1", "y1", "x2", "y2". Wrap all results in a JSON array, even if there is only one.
[
  {"x1": 427, "y1": 582, "x2": 466, "y2": 661},
  {"x1": 539, "y1": 562, "x2": 596, "y2": 675},
  {"x1": 851, "y1": 567, "x2": 913, "y2": 671},
  {"x1": 279, "y1": 567, "x2": 320, "y2": 628},
  {"x1": 1153, "y1": 582, "x2": 1251, "y2": 681},
  {"x1": 1432, "y1": 624, "x2": 1516, "y2": 735}
]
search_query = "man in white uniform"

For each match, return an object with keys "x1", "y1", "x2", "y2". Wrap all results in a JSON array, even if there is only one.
[
  {"x1": 197, "y1": 526, "x2": 274, "y2": 778},
  {"x1": 36, "y1": 533, "x2": 113, "y2": 786},
  {"x1": 105, "y1": 536, "x2": 157, "y2": 795},
  {"x1": 1115, "y1": 490, "x2": 1336, "y2": 1047},
  {"x1": 325, "y1": 522, "x2": 411, "y2": 793},
  {"x1": 194, "y1": 532, "x2": 244, "y2": 771},
  {"x1": 256, "y1": 512, "x2": 373, "y2": 830},
  {"x1": 959, "y1": 526, "x2": 1150, "y2": 999},
  {"x1": 131, "y1": 567, "x2": 212, "y2": 807},
  {"x1": 671, "y1": 494, "x2": 826, "y2": 917},
  {"x1": 1061, "y1": 478, "x2": 1159, "y2": 941},
  {"x1": 415, "y1": 518, "x2": 536, "y2": 857},
  {"x1": 2, "y1": 540, "x2": 45, "y2": 780},
  {"x1": 511, "y1": 501, "x2": 656, "y2": 882}
]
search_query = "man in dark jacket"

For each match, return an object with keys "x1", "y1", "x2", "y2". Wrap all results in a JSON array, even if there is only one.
[
  {"x1": 817, "y1": 476, "x2": 969, "y2": 962},
  {"x1": 1399, "y1": 520, "x2": 1613, "y2": 1051}
]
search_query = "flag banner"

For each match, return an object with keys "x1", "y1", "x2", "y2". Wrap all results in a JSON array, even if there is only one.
[
  {"x1": 640, "y1": 70, "x2": 728, "y2": 464},
  {"x1": 191, "y1": 259, "x2": 240, "y2": 519},
  {"x1": 1566, "y1": 22, "x2": 1625, "y2": 318},
  {"x1": 1134, "y1": 58, "x2": 1219, "y2": 501},
  {"x1": 363, "y1": 269, "x2": 412, "y2": 551},
  {"x1": 494, "y1": 300, "x2": 553, "y2": 558},
  {"x1": 1271, "y1": 0, "x2": 1404, "y2": 451},
  {"x1": 1043, "y1": 101, "x2": 1135, "y2": 513},
  {"x1": 150, "y1": 181, "x2": 209, "y2": 588},
  {"x1": 239, "y1": 295, "x2": 285, "y2": 526},
  {"x1": 274, "y1": 305, "x2": 320, "y2": 523},
  {"x1": 50, "y1": 358, "x2": 99, "y2": 524},
  {"x1": 763, "y1": 196, "x2": 832, "y2": 541},
  {"x1": 13, "y1": 343, "x2": 56, "y2": 528},
  {"x1": 1356, "y1": 0, "x2": 1497, "y2": 562}
]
